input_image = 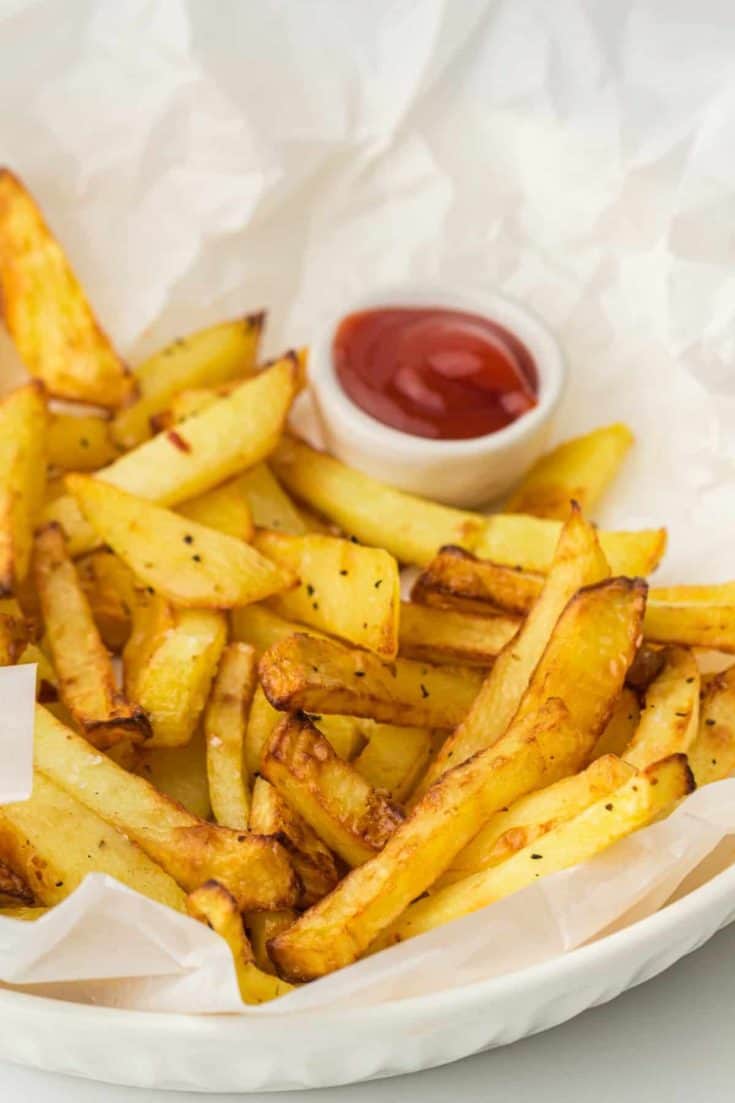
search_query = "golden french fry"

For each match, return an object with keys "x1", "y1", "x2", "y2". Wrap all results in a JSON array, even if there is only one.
[
  {"x1": 411, "y1": 547, "x2": 541, "y2": 617},
  {"x1": 47, "y1": 412, "x2": 118, "y2": 471},
  {"x1": 505, "y1": 424, "x2": 634, "y2": 519},
  {"x1": 261, "y1": 714, "x2": 403, "y2": 868},
  {"x1": 66, "y1": 475, "x2": 294, "y2": 608},
  {"x1": 255, "y1": 531, "x2": 400, "y2": 659},
  {"x1": 0, "y1": 906, "x2": 48, "y2": 921},
  {"x1": 34, "y1": 524, "x2": 150, "y2": 749},
  {"x1": 205, "y1": 643, "x2": 257, "y2": 829},
  {"x1": 269, "y1": 700, "x2": 586, "y2": 981},
  {"x1": 0, "y1": 382, "x2": 47, "y2": 593},
  {"x1": 136, "y1": 728, "x2": 212, "y2": 820},
  {"x1": 237, "y1": 463, "x2": 306, "y2": 535},
  {"x1": 176, "y1": 478, "x2": 254, "y2": 542},
  {"x1": 353, "y1": 721, "x2": 433, "y2": 803},
  {"x1": 643, "y1": 603, "x2": 735, "y2": 653},
  {"x1": 112, "y1": 315, "x2": 264, "y2": 449},
  {"x1": 0, "y1": 171, "x2": 133, "y2": 407},
  {"x1": 0, "y1": 610, "x2": 29, "y2": 665},
  {"x1": 625, "y1": 647, "x2": 700, "y2": 769},
  {"x1": 75, "y1": 549, "x2": 137, "y2": 651},
  {"x1": 379, "y1": 755, "x2": 693, "y2": 948},
  {"x1": 232, "y1": 604, "x2": 324, "y2": 659},
  {"x1": 398, "y1": 602, "x2": 518, "y2": 667},
  {"x1": 246, "y1": 909, "x2": 297, "y2": 975},
  {"x1": 590, "y1": 687, "x2": 641, "y2": 760},
  {"x1": 688, "y1": 666, "x2": 735, "y2": 785},
  {"x1": 33, "y1": 706, "x2": 300, "y2": 911}
]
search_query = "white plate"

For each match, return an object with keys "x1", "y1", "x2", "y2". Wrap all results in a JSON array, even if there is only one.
[{"x1": 1, "y1": 863, "x2": 734, "y2": 1094}]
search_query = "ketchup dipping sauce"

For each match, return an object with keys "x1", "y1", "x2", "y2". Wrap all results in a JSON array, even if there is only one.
[{"x1": 333, "y1": 306, "x2": 539, "y2": 441}]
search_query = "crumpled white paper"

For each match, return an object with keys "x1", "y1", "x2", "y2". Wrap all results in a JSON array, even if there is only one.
[{"x1": 1, "y1": 0, "x2": 735, "y2": 1012}]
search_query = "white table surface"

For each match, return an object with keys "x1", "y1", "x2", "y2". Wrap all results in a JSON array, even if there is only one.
[{"x1": 0, "y1": 917, "x2": 732, "y2": 1103}]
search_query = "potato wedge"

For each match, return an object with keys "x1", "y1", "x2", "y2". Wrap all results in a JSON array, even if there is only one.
[
  {"x1": 398, "y1": 602, "x2": 518, "y2": 667},
  {"x1": 237, "y1": 463, "x2": 306, "y2": 535},
  {"x1": 0, "y1": 771, "x2": 186, "y2": 911},
  {"x1": 0, "y1": 860, "x2": 33, "y2": 906},
  {"x1": 412, "y1": 547, "x2": 542, "y2": 617},
  {"x1": 688, "y1": 666, "x2": 735, "y2": 785},
  {"x1": 34, "y1": 524, "x2": 150, "y2": 748},
  {"x1": 76, "y1": 548, "x2": 137, "y2": 651},
  {"x1": 123, "y1": 595, "x2": 226, "y2": 748},
  {"x1": 420, "y1": 506, "x2": 610, "y2": 793},
  {"x1": 255, "y1": 531, "x2": 400, "y2": 658},
  {"x1": 250, "y1": 776, "x2": 340, "y2": 905},
  {"x1": 438, "y1": 753, "x2": 636, "y2": 886},
  {"x1": 136, "y1": 728, "x2": 212, "y2": 820},
  {"x1": 270, "y1": 437, "x2": 484, "y2": 566},
  {"x1": 353, "y1": 721, "x2": 433, "y2": 803},
  {"x1": 0, "y1": 171, "x2": 132, "y2": 407},
  {"x1": 269, "y1": 700, "x2": 586, "y2": 981},
  {"x1": 379, "y1": 755, "x2": 693, "y2": 947},
  {"x1": 505, "y1": 423, "x2": 634, "y2": 519},
  {"x1": 66, "y1": 475, "x2": 293, "y2": 608},
  {"x1": 205, "y1": 643, "x2": 257, "y2": 829},
  {"x1": 261, "y1": 714, "x2": 403, "y2": 868},
  {"x1": 112, "y1": 315, "x2": 264, "y2": 449},
  {"x1": 590, "y1": 687, "x2": 641, "y2": 760},
  {"x1": 0, "y1": 382, "x2": 47, "y2": 593},
  {"x1": 177, "y1": 477, "x2": 254, "y2": 542},
  {"x1": 47, "y1": 412, "x2": 118, "y2": 472},
  {"x1": 247, "y1": 909, "x2": 298, "y2": 975},
  {"x1": 624, "y1": 647, "x2": 700, "y2": 769},
  {"x1": 33, "y1": 706, "x2": 299, "y2": 910},
  {"x1": 259, "y1": 634, "x2": 484, "y2": 729},
  {"x1": 45, "y1": 352, "x2": 304, "y2": 555}
]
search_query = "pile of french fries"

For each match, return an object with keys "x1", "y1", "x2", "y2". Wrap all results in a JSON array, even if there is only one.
[{"x1": 1, "y1": 170, "x2": 734, "y2": 1001}]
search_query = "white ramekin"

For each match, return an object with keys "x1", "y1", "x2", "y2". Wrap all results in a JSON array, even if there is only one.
[{"x1": 308, "y1": 284, "x2": 566, "y2": 508}]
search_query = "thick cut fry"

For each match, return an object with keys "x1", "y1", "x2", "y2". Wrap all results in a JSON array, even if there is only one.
[
  {"x1": 0, "y1": 610, "x2": 29, "y2": 665},
  {"x1": 379, "y1": 756, "x2": 693, "y2": 947},
  {"x1": 247, "y1": 909, "x2": 297, "y2": 974},
  {"x1": 136, "y1": 728, "x2": 212, "y2": 820},
  {"x1": 625, "y1": 647, "x2": 700, "y2": 769},
  {"x1": 420, "y1": 507, "x2": 610, "y2": 794},
  {"x1": 34, "y1": 524, "x2": 150, "y2": 748},
  {"x1": 505, "y1": 424, "x2": 634, "y2": 519},
  {"x1": 648, "y1": 582, "x2": 735, "y2": 605},
  {"x1": 438, "y1": 753, "x2": 636, "y2": 886},
  {"x1": 412, "y1": 547, "x2": 542, "y2": 617},
  {"x1": 313, "y1": 714, "x2": 367, "y2": 761},
  {"x1": 270, "y1": 437, "x2": 484, "y2": 566},
  {"x1": 75, "y1": 549, "x2": 137, "y2": 651},
  {"x1": 33, "y1": 707, "x2": 299, "y2": 910},
  {"x1": 261, "y1": 714, "x2": 403, "y2": 868},
  {"x1": 590, "y1": 687, "x2": 641, "y2": 760},
  {"x1": 353, "y1": 721, "x2": 433, "y2": 803},
  {"x1": 45, "y1": 352, "x2": 304, "y2": 555},
  {"x1": 688, "y1": 666, "x2": 735, "y2": 785},
  {"x1": 205, "y1": 643, "x2": 257, "y2": 829},
  {"x1": 0, "y1": 171, "x2": 132, "y2": 407},
  {"x1": 0, "y1": 860, "x2": 33, "y2": 906},
  {"x1": 112, "y1": 315, "x2": 264, "y2": 449},
  {"x1": 47, "y1": 413, "x2": 118, "y2": 471},
  {"x1": 67, "y1": 475, "x2": 293, "y2": 608},
  {"x1": 259, "y1": 634, "x2": 484, "y2": 729},
  {"x1": 237, "y1": 463, "x2": 306, "y2": 535},
  {"x1": 250, "y1": 776, "x2": 340, "y2": 905},
  {"x1": 187, "y1": 882, "x2": 292, "y2": 1003},
  {"x1": 398, "y1": 602, "x2": 518, "y2": 667},
  {"x1": 643, "y1": 603, "x2": 735, "y2": 653},
  {"x1": 123, "y1": 595, "x2": 226, "y2": 747},
  {"x1": 232, "y1": 604, "x2": 323, "y2": 659},
  {"x1": 269, "y1": 700, "x2": 586, "y2": 981},
  {"x1": 255, "y1": 531, "x2": 400, "y2": 658},
  {"x1": 0, "y1": 772, "x2": 186, "y2": 911},
  {"x1": 0, "y1": 382, "x2": 47, "y2": 593},
  {"x1": 176, "y1": 478, "x2": 254, "y2": 542}
]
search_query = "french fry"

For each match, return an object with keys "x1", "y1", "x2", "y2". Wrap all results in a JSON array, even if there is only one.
[
  {"x1": 136, "y1": 728, "x2": 212, "y2": 820},
  {"x1": 0, "y1": 610, "x2": 29, "y2": 665},
  {"x1": 411, "y1": 546, "x2": 542, "y2": 617},
  {"x1": 176, "y1": 478, "x2": 254, "y2": 542},
  {"x1": 505, "y1": 423, "x2": 634, "y2": 519},
  {"x1": 33, "y1": 706, "x2": 300, "y2": 910},
  {"x1": 205, "y1": 643, "x2": 257, "y2": 829},
  {"x1": 378, "y1": 755, "x2": 693, "y2": 948},
  {"x1": 590, "y1": 687, "x2": 641, "y2": 759},
  {"x1": 269, "y1": 700, "x2": 586, "y2": 981},
  {"x1": 0, "y1": 382, "x2": 47, "y2": 593},
  {"x1": 44, "y1": 352, "x2": 304, "y2": 555},
  {"x1": 34, "y1": 524, "x2": 150, "y2": 748},
  {"x1": 47, "y1": 412, "x2": 118, "y2": 472},
  {"x1": 247, "y1": 909, "x2": 297, "y2": 974},
  {"x1": 261, "y1": 714, "x2": 403, "y2": 867},
  {"x1": 0, "y1": 907, "x2": 48, "y2": 921},
  {"x1": 398, "y1": 602, "x2": 518, "y2": 667},
  {"x1": 0, "y1": 171, "x2": 133, "y2": 407},
  {"x1": 250, "y1": 776, "x2": 340, "y2": 905},
  {"x1": 237, "y1": 463, "x2": 306, "y2": 535},
  {"x1": 0, "y1": 771, "x2": 186, "y2": 911},
  {"x1": 0, "y1": 860, "x2": 33, "y2": 906},
  {"x1": 648, "y1": 582, "x2": 735, "y2": 605},
  {"x1": 438, "y1": 753, "x2": 636, "y2": 886},
  {"x1": 232, "y1": 604, "x2": 323, "y2": 660},
  {"x1": 624, "y1": 647, "x2": 700, "y2": 769},
  {"x1": 75, "y1": 548, "x2": 137, "y2": 651},
  {"x1": 259, "y1": 633, "x2": 484, "y2": 729},
  {"x1": 688, "y1": 666, "x2": 735, "y2": 785},
  {"x1": 353, "y1": 721, "x2": 433, "y2": 803},
  {"x1": 270, "y1": 436, "x2": 484, "y2": 566},
  {"x1": 255, "y1": 531, "x2": 400, "y2": 659},
  {"x1": 123, "y1": 594, "x2": 226, "y2": 748},
  {"x1": 643, "y1": 602, "x2": 735, "y2": 653},
  {"x1": 313, "y1": 714, "x2": 367, "y2": 761},
  {"x1": 112, "y1": 315, "x2": 264, "y2": 449},
  {"x1": 66, "y1": 475, "x2": 294, "y2": 608},
  {"x1": 419, "y1": 506, "x2": 610, "y2": 794}
]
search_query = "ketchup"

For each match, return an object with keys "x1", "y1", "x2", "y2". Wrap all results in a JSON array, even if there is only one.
[{"x1": 333, "y1": 307, "x2": 538, "y2": 441}]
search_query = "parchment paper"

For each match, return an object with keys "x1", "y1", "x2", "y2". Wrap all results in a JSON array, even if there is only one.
[{"x1": 1, "y1": 0, "x2": 734, "y2": 1012}]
